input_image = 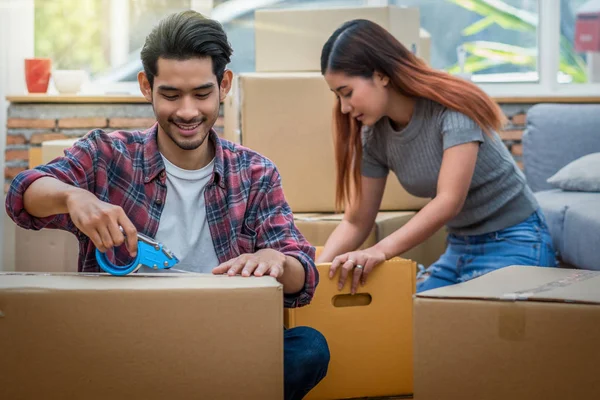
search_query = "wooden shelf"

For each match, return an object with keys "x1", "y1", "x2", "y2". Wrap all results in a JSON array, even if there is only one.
[
  {"x1": 6, "y1": 94, "x2": 600, "y2": 105},
  {"x1": 6, "y1": 94, "x2": 148, "y2": 104}
]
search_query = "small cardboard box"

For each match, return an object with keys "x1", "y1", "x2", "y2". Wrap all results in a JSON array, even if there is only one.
[
  {"x1": 255, "y1": 5, "x2": 420, "y2": 72},
  {"x1": 0, "y1": 272, "x2": 284, "y2": 399},
  {"x1": 224, "y1": 72, "x2": 430, "y2": 213},
  {"x1": 14, "y1": 139, "x2": 82, "y2": 273},
  {"x1": 42, "y1": 138, "x2": 79, "y2": 164},
  {"x1": 28, "y1": 138, "x2": 80, "y2": 169},
  {"x1": 294, "y1": 211, "x2": 416, "y2": 249},
  {"x1": 286, "y1": 258, "x2": 416, "y2": 399},
  {"x1": 294, "y1": 211, "x2": 447, "y2": 267},
  {"x1": 2, "y1": 197, "x2": 79, "y2": 273},
  {"x1": 414, "y1": 266, "x2": 600, "y2": 400}
]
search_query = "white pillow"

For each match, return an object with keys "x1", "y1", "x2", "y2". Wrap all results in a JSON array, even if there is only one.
[{"x1": 547, "y1": 152, "x2": 600, "y2": 192}]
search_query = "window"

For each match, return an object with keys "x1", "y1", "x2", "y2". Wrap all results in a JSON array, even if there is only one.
[
  {"x1": 397, "y1": 0, "x2": 539, "y2": 83},
  {"x1": 30, "y1": 0, "x2": 600, "y2": 96},
  {"x1": 560, "y1": 0, "x2": 598, "y2": 84},
  {"x1": 34, "y1": 0, "x2": 192, "y2": 89},
  {"x1": 221, "y1": 0, "x2": 541, "y2": 83}
]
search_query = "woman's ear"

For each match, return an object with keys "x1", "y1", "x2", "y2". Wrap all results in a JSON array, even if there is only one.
[{"x1": 374, "y1": 72, "x2": 390, "y2": 88}]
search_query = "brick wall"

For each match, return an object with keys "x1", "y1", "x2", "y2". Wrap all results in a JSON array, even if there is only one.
[
  {"x1": 4, "y1": 102, "x2": 225, "y2": 192},
  {"x1": 497, "y1": 103, "x2": 531, "y2": 170},
  {"x1": 4, "y1": 100, "x2": 525, "y2": 192}
]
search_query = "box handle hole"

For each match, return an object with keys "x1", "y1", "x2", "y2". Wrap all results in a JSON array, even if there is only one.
[{"x1": 332, "y1": 293, "x2": 372, "y2": 307}]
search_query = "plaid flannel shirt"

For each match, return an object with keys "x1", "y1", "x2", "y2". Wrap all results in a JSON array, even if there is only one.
[{"x1": 5, "y1": 124, "x2": 317, "y2": 308}]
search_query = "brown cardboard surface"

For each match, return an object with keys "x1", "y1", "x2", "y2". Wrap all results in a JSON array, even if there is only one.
[
  {"x1": 287, "y1": 258, "x2": 416, "y2": 399},
  {"x1": 42, "y1": 138, "x2": 79, "y2": 164},
  {"x1": 0, "y1": 273, "x2": 284, "y2": 399},
  {"x1": 414, "y1": 266, "x2": 600, "y2": 400},
  {"x1": 13, "y1": 220, "x2": 79, "y2": 273},
  {"x1": 28, "y1": 146, "x2": 42, "y2": 169},
  {"x1": 2, "y1": 208, "x2": 16, "y2": 271},
  {"x1": 225, "y1": 72, "x2": 430, "y2": 213},
  {"x1": 295, "y1": 211, "x2": 447, "y2": 267},
  {"x1": 255, "y1": 5, "x2": 420, "y2": 72},
  {"x1": 418, "y1": 28, "x2": 431, "y2": 65},
  {"x1": 294, "y1": 212, "x2": 415, "y2": 250},
  {"x1": 416, "y1": 265, "x2": 600, "y2": 304}
]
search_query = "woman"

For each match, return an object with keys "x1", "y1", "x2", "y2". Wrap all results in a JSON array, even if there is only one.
[{"x1": 317, "y1": 19, "x2": 557, "y2": 294}]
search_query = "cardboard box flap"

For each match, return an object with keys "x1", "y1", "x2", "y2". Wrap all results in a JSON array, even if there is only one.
[
  {"x1": 0, "y1": 272, "x2": 282, "y2": 291},
  {"x1": 294, "y1": 211, "x2": 414, "y2": 222},
  {"x1": 416, "y1": 266, "x2": 600, "y2": 305}
]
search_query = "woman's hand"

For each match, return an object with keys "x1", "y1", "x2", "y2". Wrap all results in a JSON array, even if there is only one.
[{"x1": 329, "y1": 248, "x2": 387, "y2": 294}]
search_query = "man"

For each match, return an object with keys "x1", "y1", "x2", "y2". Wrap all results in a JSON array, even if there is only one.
[{"x1": 5, "y1": 11, "x2": 329, "y2": 400}]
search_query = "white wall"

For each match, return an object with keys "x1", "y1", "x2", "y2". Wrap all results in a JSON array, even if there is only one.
[{"x1": 0, "y1": 0, "x2": 34, "y2": 271}]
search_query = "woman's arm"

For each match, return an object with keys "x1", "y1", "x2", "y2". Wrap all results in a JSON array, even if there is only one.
[
  {"x1": 373, "y1": 142, "x2": 479, "y2": 258},
  {"x1": 316, "y1": 176, "x2": 386, "y2": 263},
  {"x1": 331, "y1": 141, "x2": 480, "y2": 293}
]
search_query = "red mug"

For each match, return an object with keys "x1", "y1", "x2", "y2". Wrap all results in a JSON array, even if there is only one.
[{"x1": 25, "y1": 58, "x2": 52, "y2": 93}]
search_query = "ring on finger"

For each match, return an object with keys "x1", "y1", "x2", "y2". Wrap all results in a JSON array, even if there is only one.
[{"x1": 355, "y1": 264, "x2": 364, "y2": 270}]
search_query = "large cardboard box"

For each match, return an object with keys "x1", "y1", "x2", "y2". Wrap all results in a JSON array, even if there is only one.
[
  {"x1": 295, "y1": 211, "x2": 447, "y2": 267},
  {"x1": 224, "y1": 72, "x2": 430, "y2": 213},
  {"x1": 414, "y1": 266, "x2": 600, "y2": 400},
  {"x1": 255, "y1": 5, "x2": 420, "y2": 72},
  {"x1": 286, "y1": 258, "x2": 416, "y2": 399},
  {"x1": 0, "y1": 272, "x2": 284, "y2": 399}
]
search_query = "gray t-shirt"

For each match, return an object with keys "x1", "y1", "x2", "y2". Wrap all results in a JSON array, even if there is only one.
[{"x1": 361, "y1": 97, "x2": 538, "y2": 236}]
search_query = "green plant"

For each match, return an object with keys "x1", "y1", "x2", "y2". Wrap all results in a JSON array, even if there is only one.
[
  {"x1": 35, "y1": 0, "x2": 108, "y2": 75},
  {"x1": 446, "y1": 0, "x2": 587, "y2": 83}
]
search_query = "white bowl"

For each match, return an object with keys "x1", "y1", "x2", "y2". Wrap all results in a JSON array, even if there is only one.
[{"x1": 52, "y1": 70, "x2": 87, "y2": 94}]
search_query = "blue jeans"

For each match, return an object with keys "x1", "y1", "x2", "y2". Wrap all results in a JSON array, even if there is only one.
[
  {"x1": 284, "y1": 326, "x2": 330, "y2": 400},
  {"x1": 417, "y1": 208, "x2": 558, "y2": 293}
]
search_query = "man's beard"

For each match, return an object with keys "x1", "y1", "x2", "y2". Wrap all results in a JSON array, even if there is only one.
[
  {"x1": 158, "y1": 115, "x2": 211, "y2": 151},
  {"x1": 165, "y1": 124, "x2": 210, "y2": 151}
]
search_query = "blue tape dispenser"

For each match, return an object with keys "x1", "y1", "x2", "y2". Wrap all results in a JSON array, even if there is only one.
[{"x1": 95, "y1": 229, "x2": 179, "y2": 276}]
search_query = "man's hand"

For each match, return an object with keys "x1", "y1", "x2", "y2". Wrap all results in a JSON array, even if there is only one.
[
  {"x1": 65, "y1": 188, "x2": 138, "y2": 256},
  {"x1": 212, "y1": 249, "x2": 286, "y2": 278}
]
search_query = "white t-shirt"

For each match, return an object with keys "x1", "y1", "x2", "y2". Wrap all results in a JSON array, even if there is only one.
[{"x1": 146, "y1": 155, "x2": 220, "y2": 273}]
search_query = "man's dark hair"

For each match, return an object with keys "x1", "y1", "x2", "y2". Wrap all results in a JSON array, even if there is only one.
[{"x1": 141, "y1": 10, "x2": 233, "y2": 88}]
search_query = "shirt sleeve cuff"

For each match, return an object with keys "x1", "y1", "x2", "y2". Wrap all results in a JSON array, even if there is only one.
[
  {"x1": 6, "y1": 169, "x2": 63, "y2": 230},
  {"x1": 282, "y1": 247, "x2": 318, "y2": 309}
]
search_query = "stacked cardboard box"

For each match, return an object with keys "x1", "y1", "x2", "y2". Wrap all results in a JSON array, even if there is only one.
[
  {"x1": 223, "y1": 7, "x2": 443, "y2": 398},
  {"x1": 0, "y1": 272, "x2": 284, "y2": 399},
  {"x1": 294, "y1": 212, "x2": 446, "y2": 269},
  {"x1": 414, "y1": 266, "x2": 600, "y2": 399},
  {"x1": 224, "y1": 5, "x2": 445, "y2": 267},
  {"x1": 286, "y1": 258, "x2": 417, "y2": 399},
  {"x1": 254, "y1": 5, "x2": 421, "y2": 72}
]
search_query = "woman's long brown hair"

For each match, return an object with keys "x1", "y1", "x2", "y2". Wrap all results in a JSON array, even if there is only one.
[{"x1": 320, "y1": 19, "x2": 505, "y2": 211}]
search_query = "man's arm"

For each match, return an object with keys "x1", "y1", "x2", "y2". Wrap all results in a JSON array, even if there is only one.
[
  {"x1": 5, "y1": 136, "x2": 97, "y2": 233},
  {"x1": 213, "y1": 168, "x2": 317, "y2": 308},
  {"x1": 5, "y1": 131, "x2": 138, "y2": 254}
]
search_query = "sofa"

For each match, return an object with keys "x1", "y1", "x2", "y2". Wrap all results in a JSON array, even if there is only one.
[{"x1": 522, "y1": 103, "x2": 600, "y2": 271}]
